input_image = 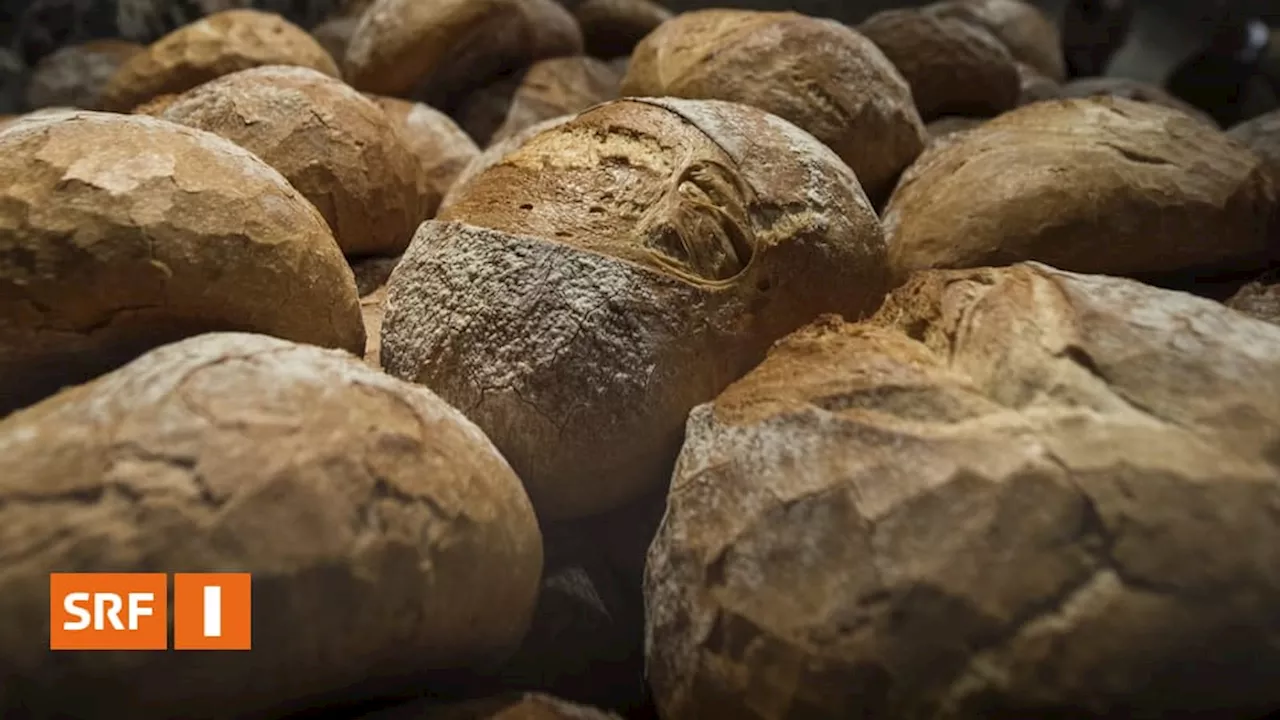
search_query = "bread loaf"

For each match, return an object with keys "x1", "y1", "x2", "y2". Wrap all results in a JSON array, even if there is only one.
[
  {"x1": 370, "y1": 95, "x2": 479, "y2": 217},
  {"x1": 456, "y1": 56, "x2": 620, "y2": 147},
  {"x1": 160, "y1": 65, "x2": 422, "y2": 257},
  {"x1": 437, "y1": 114, "x2": 575, "y2": 218},
  {"x1": 647, "y1": 262, "x2": 1280, "y2": 719},
  {"x1": 926, "y1": 0, "x2": 1066, "y2": 82},
  {"x1": 98, "y1": 10, "x2": 340, "y2": 112},
  {"x1": 859, "y1": 7, "x2": 1019, "y2": 121},
  {"x1": 1059, "y1": 76, "x2": 1217, "y2": 127},
  {"x1": 883, "y1": 97, "x2": 1275, "y2": 281},
  {"x1": 344, "y1": 0, "x2": 582, "y2": 108},
  {"x1": 0, "y1": 332, "x2": 542, "y2": 719},
  {"x1": 622, "y1": 9, "x2": 925, "y2": 203},
  {"x1": 0, "y1": 110, "x2": 364, "y2": 415},
  {"x1": 381, "y1": 97, "x2": 889, "y2": 520}
]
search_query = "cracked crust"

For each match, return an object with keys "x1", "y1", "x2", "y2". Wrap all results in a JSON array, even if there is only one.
[
  {"x1": 645, "y1": 263, "x2": 1280, "y2": 719},
  {"x1": 98, "y1": 9, "x2": 341, "y2": 113},
  {"x1": 858, "y1": 8, "x2": 1019, "y2": 122},
  {"x1": 621, "y1": 9, "x2": 926, "y2": 204},
  {"x1": 882, "y1": 97, "x2": 1277, "y2": 282},
  {"x1": 344, "y1": 0, "x2": 583, "y2": 109},
  {"x1": 25, "y1": 40, "x2": 144, "y2": 111},
  {"x1": 160, "y1": 65, "x2": 422, "y2": 257},
  {"x1": 0, "y1": 110, "x2": 365, "y2": 415},
  {"x1": 0, "y1": 332, "x2": 542, "y2": 719},
  {"x1": 382, "y1": 97, "x2": 889, "y2": 520},
  {"x1": 925, "y1": 0, "x2": 1065, "y2": 82},
  {"x1": 455, "y1": 56, "x2": 622, "y2": 148},
  {"x1": 370, "y1": 95, "x2": 479, "y2": 219}
]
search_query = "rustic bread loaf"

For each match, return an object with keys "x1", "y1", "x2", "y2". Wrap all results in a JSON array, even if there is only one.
[
  {"x1": 859, "y1": 7, "x2": 1019, "y2": 121},
  {"x1": 926, "y1": 0, "x2": 1066, "y2": 82},
  {"x1": 160, "y1": 65, "x2": 422, "y2": 257},
  {"x1": 0, "y1": 110, "x2": 364, "y2": 415},
  {"x1": 1059, "y1": 76, "x2": 1217, "y2": 126},
  {"x1": 647, "y1": 262, "x2": 1280, "y2": 719},
  {"x1": 25, "y1": 40, "x2": 143, "y2": 110},
  {"x1": 369, "y1": 95, "x2": 479, "y2": 218},
  {"x1": 344, "y1": 0, "x2": 582, "y2": 108},
  {"x1": 883, "y1": 97, "x2": 1276, "y2": 281},
  {"x1": 456, "y1": 56, "x2": 621, "y2": 146},
  {"x1": 622, "y1": 9, "x2": 926, "y2": 203},
  {"x1": 437, "y1": 114, "x2": 575, "y2": 217},
  {"x1": 98, "y1": 9, "x2": 340, "y2": 113},
  {"x1": 0, "y1": 332, "x2": 542, "y2": 719},
  {"x1": 381, "y1": 97, "x2": 890, "y2": 520}
]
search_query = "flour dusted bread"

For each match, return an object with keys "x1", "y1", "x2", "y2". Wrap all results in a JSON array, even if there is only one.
[
  {"x1": 0, "y1": 110, "x2": 363, "y2": 415},
  {"x1": 25, "y1": 40, "x2": 143, "y2": 110},
  {"x1": 345, "y1": 0, "x2": 582, "y2": 107},
  {"x1": 160, "y1": 65, "x2": 422, "y2": 257},
  {"x1": 98, "y1": 9, "x2": 340, "y2": 112},
  {"x1": 0, "y1": 332, "x2": 542, "y2": 719},
  {"x1": 456, "y1": 56, "x2": 620, "y2": 146},
  {"x1": 859, "y1": 7, "x2": 1019, "y2": 120},
  {"x1": 646, "y1": 263, "x2": 1280, "y2": 719},
  {"x1": 883, "y1": 97, "x2": 1276, "y2": 281},
  {"x1": 371, "y1": 96, "x2": 479, "y2": 216},
  {"x1": 382, "y1": 97, "x2": 889, "y2": 520},
  {"x1": 622, "y1": 9, "x2": 925, "y2": 203}
]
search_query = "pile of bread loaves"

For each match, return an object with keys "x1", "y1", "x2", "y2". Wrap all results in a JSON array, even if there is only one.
[{"x1": 1, "y1": 0, "x2": 1279, "y2": 718}]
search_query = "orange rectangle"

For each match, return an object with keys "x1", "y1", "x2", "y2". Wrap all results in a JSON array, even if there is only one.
[
  {"x1": 49, "y1": 573, "x2": 168, "y2": 650},
  {"x1": 173, "y1": 573, "x2": 252, "y2": 650}
]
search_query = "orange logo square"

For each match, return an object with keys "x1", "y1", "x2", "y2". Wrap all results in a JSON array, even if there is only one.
[
  {"x1": 173, "y1": 573, "x2": 251, "y2": 650},
  {"x1": 49, "y1": 573, "x2": 168, "y2": 650}
]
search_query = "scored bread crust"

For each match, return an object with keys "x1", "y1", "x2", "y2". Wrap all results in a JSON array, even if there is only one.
[
  {"x1": 382, "y1": 97, "x2": 889, "y2": 520},
  {"x1": 0, "y1": 110, "x2": 364, "y2": 414},
  {"x1": 98, "y1": 10, "x2": 340, "y2": 113}
]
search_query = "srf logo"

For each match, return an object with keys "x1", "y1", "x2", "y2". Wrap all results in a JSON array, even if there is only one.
[{"x1": 50, "y1": 573, "x2": 251, "y2": 651}]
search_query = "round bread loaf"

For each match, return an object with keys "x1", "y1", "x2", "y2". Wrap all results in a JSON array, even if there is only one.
[
  {"x1": 0, "y1": 110, "x2": 364, "y2": 415},
  {"x1": 456, "y1": 56, "x2": 620, "y2": 146},
  {"x1": 160, "y1": 65, "x2": 422, "y2": 257},
  {"x1": 371, "y1": 95, "x2": 479, "y2": 218},
  {"x1": 647, "y1": 262, "x2": 1280, "y2": 719},
  {"x1": 572, "y1": 0, "x2": 671, "y2": 59},
  {"x1": 1059, "y1": 77, "x2": 1217, "y2": 126},
  {"x1": 98, "y1": 9, "x2": 341, "y2": 113},
  {"x1": 0, "y1": 331, "x2": 542, "y2": 719},
  {"x1": 624, "y1": 9, "x2": 926, "y2": 203},
  {"x1": 883, "y1": 97, "x2": 1276, "y2": 281},
  {"x1": 438, "y1": 113, "x2": 575, "y2": 216},
  {"x1": 382, "y1": 97, "x2": 890, "y2": 520},
  {"x1": 859, "y1": 7, "x2": 1019, "y2": 121},
  {"x1": 926, "y1": 0, "x2": 1066, "y2": 82},
  {"x1": 345, "y1": 0, "x2": 582, "y2": 108},
  {"x1": 25, "y1": 40, "x2": 143, "y2": 110},
  {"x1": 623, "y1": 9, "x2": 925, "y2": 204}
]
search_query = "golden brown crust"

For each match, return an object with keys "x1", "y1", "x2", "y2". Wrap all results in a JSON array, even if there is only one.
[
  {"x1": 648, "y1": 262, "x2": 1280, "y2": 718},
  {"x1": 456, "y1": 56, "x2": 622, "y2": 147},
  {"x1": 622, "y1": 9, "x2": 925, "y2": 203},
  {"x1": 370, "y1": 95, "x2": 480, "y2": 217},
  {"x1": 437, "y1": 114, "x2": 576, "y2": 217},
  {"x1": 25, "y1": 40, "x2": 144, "y2": 110},
  {"x1": 130, "y1": 92, "x2": 181, "y2": 116},
  {"x1": 0, "y1": 110, "x2": 364, "y2": 414},
  {"x1": 572, "y1": 0, "x2": 672, "y2": 60},
  {"x1": 926, "y1": 0, "x2": 1066, "y2": 82},
  {"x1": 883, "y1": 97, "x2": 1276, "y2": 281},
  {"x1": 385, "y1": 97, "x2": 889, "y2": 519},
  {"x1": 0, "y1": 331, "x2": 542, "y2": 718},
  {"x1": 859, "y1": 8, "x2": 1019, "y2": 121},
  {"x1": 98, "y1": 10, "x2": 340, "y2": 113},
  {"x1": 344, "y1": 0, "x2": 583, "y2": 108},
  {"x1": 160, "y1": 65, "x2": 423, "y2": 257}
]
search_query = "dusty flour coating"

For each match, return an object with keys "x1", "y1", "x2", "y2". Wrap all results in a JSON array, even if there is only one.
[
  {"x1": 644, "y1": 263, "x2": 1280, "y2": 719},
  {"x1": 0, "y1": 332, "x2": 542, "y2": 718}
]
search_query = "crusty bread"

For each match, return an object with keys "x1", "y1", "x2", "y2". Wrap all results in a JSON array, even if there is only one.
[
  {"x1": 647, "y1": 262, "x2": 1280, "y2": 718},
  {"x1": 382, "y1": 97, "x2": 890, "y2": 520},
  {"x1": 456, "y1": 56, "x2": 621, "y2": 147}
]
